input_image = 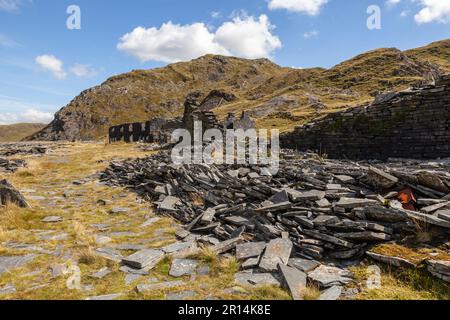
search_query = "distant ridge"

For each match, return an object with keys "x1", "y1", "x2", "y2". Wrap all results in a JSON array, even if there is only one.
[
  {"x1": 29, "y1": 39, "x2": 450, "y2": 141},
  {"x1": 0, "y1": 123, "x2": 47, "y2": 142}
]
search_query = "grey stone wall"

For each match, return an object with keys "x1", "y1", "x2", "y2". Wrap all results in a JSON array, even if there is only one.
[{"x1": 280, "y1": 75, "x2": 450, "y2": 160}]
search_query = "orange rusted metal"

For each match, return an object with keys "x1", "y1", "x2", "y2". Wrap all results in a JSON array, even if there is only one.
[{"x1": 397, "y1": 187, "x2": 417, "y2": 211}]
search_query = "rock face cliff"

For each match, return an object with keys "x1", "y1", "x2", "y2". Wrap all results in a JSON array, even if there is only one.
[
  {"x1": 29, "y1": 39, "x2": 450, "y2": 141},
  {"x1": 281, "y1": 75, "x2": 450, "y2": 160}
]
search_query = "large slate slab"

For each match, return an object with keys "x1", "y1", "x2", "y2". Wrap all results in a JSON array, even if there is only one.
[
  {"x1": 235, "y1": 242, "x2": 266, "y2": 261},
  {"x1": 0, "y1": 254, "x2": 37, "y2": 275},
  {"x1": 307, "y1": 265, "x2": 353, "y2": 288},
  {"x1": 278, "y1": 264, "x2": 307, "y2": 300},
  {"x1": 169, "y1": 259, "x2": 198, "y2": 277},
  {"x1": 259, "y1": 239, "x2": 293, "y2": 272},
  {"x1": 122, "y1": 249, "x2": 165, "y2": 269},
  {"x1": 234, "y1": 271, "x2": 281, "y2": 287}
]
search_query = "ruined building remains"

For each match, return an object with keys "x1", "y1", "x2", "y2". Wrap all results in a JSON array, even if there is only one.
[
  {"x1": 281, "y1": 74, "x2": 450, "y2": 160},
  {"x1": 108, "y1": 90, "x2": 255, "y2": 144}
]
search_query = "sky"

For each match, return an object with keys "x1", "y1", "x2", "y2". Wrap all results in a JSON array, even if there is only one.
[{"x1": 0, "y1": 0, "x2": 449, "y2": 125}]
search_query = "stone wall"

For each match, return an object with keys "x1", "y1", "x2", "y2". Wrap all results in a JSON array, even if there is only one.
[
  {"x1": 108, "y1": 118, "x2": 182, "y2": 144},
  {"x1": 280, "y1": 75, "x2": 450, "y2": 160}
]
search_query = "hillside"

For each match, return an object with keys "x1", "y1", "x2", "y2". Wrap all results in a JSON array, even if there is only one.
[
  {"x1": 29, "y1": 39, "x2": 450, "y2": 141},
  {"x1": 0, "y1": 123, "x2": 46, "y2": 142}
]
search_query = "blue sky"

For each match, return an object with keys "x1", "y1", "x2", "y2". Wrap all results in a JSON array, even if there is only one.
[{"x1": 0, "y1": 0, "x2": 449, "y2": 124}]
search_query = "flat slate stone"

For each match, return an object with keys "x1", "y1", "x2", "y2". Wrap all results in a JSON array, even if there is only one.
[
  {"x1": 162, "y1": 241, "x2": 195, "y2": 254},
  {"x1": 110, "y1": 207, "x2": 130, "y2": 214},
  {"x1": 158, "y1": 196, "x2": 181, "y2": 212},
  {"x1": 336, "y1": 198, "x2": 378, "y2": 209},
  {"x1": 235, "y1": 271, "x2": 281, "y2": 287},
  {"x1": 259, "y1": 238, "x2": 293, "y2": 272},
  {"x1": 94, "y1": 235, "x2": 113, "y2": 245},
  {"x1": 288, "y1": 258, "x2": 320, "y2": 273},
  {"x1": 421, "y1": 201, "x2": 450, "y2": 214},
  {"x1": 136, "y1": 280, "x2": 184, "y2": 293},
  {"x1": 319, "y1": 285, "x2": 342, "y2": 300},
  {"x1": 169, "y1": 259, "x2": 198, "y2": 277},
  {"x1": 95, "y1": 248, "x2": 123, "y2": 263},
  {"x1": 0, "y1": 254, "x2": 37, "y2": 275},
  {"x1": 90, "y1": 267, "x2": 111, "y2": 279},
  {"x1": 366, "y1": 252, "x2": 417, "y2": 269},
  {"x1": 86, "y1": 293, "x2": 122, "y2": 300},
  {"x1": 269, "y1": 190, "x2": 290, "y2": 204},
  {"x1": 436, "y1": 210, "x2": 450, "y2": 222},
  {"x1": 122, "y1": 249, "x2": 165, "y2": 270},
  {"x1": 235, "y1": 242, "x2": 266, "y2": 261},
  {"x1": 166, "y1": 291, "x2": 197, "y2": 300},
  {"x1": 42, "y1": 216, "x2": 63, "y2": 223},
  {"x1": 288, "y1": 189, "x2": 325, "y2": 202},
  {"x1": 200, "y1": 208, "x2": 216, "y2": 224},
  {"x1": 307, "y1": 265, "x2": 353, "y2": 288},
  {"x1": 336, "y1": 232, "x2": 391, "y2": 242},
  {"x1": 125, "y1": 273, "x2": 143, "y2": 285},
  {"x1": 278, "y1": 264, "x2": 307, "y2": 300},
  {"x1": 140, "y1": 217, "x2": 161, "y2": 228}
]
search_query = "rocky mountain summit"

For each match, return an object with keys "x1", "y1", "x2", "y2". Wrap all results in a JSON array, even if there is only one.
[{"x1": 29, "y1": 39, "x2": 450, "y2": 141}]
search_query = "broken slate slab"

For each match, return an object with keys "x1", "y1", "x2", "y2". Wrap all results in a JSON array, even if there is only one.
[
  {"x1": 0, "y1": 254, "x2": 37, "y2": 275},
  {"x1": 235, "y1": 242, "x2": 266, "y2": 261},
  {"x1": 336, "y1": 198, "x2": 378, "y2": 209},
  {"x1": 95, "y1": 248, "x2": 123, "y2": 263},
  {"x1": 125, "y1": 273, "x2": 143, "y2": 285},
  {"x1": 421, "y1": 201, "x2": 450, "y2": 214},
  {"x1": 235, "y1": 271, "x2": 281, "y2": 287},
  {"x1": 278, "y1": 264, "x2": 307, "y2": 300},
  {"x1": 41, "y1": 216, "x2": 63, "y2": 223},
  {"x1": 319, "y1": 285, "x2": 342, "y2": 301},
  {"x1": 366, "y1": 252, "x2": 417, "y2": 269},
  {"x1": 110, "y1": 207, "x2": 130, "y2": 214},
  {"x1": 140, "y1": 217, "x2": 161, "y2": 228},
  {"x1": 259, "y1": 238, "x2": 293, "y2": 272},
  {"x1": 166, "y1": 291, "x2": 197, "y2": 300},
  {"x1": 288, "y1": 189, "x2": 325, "y2": 202},
  {"x1": 436, "y1": 210, "x2": 450, "y2": 222},
  {"x1": 158, "y1": 196, "x2": 181, "y2": 212},
  {"x1": 86, "y1": 293, "x2": 122, "y2": 301},
  {"x1": 89, "y1": 267, "x2": 112, "y2": 279},
  {"x1": 288, "y1": 258, "x2": 320, "y2": 273},
  {"x1": 211, "y1": 237, "x2": 243, "y2": 254},
  {"x1": 162, "y1": 241, "x2": 195, "y2": 254},
  {"x1": 136, "y1": 280, "x2": 184, "y2": 293},
  {"x1": 367, "y1": 167, "x2": 399, "y2": 189},
  {"x1": 169, "y1": 259, "x2": 198, "y2": 277},
  {"x1": 307, "y1": 265, "x2": 353, "y2": 288},
  {"x1": 122, "y1": 249, "x2": 164, "y2": 270}
]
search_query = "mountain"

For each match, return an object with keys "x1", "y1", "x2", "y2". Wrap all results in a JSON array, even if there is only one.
[
  {"x1": 0, "y1": 123, "x2": 46, "y2": 142},
  {"x1": 29, "y1": 39, "x2": 450, "y2": 141}
]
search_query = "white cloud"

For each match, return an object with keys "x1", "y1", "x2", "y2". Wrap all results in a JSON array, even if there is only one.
[
  {"x1": 386, "y1": 0, "x2": 401, "y2": 8},
  {"x1": 303, "y1": 30, "x2": 319, "y2": 38},
  {"x1": 268, "y1": 0, "x2": 328, "y2": 16},
  {"x1": 211, "y1": 11, "x2": 221, "y2": 19},
  {"x1": 0, "y1": 95, "x2": 54, "y2": 125},
  {"x1": 414, "y1": 0, "x2": 450, "y2": 24},
  {"x1": 70, "y1": 64, "x2": 98, "y2": 78},
  {"x1": 0, "y1": 0, "x2": 29, "y2": 12},
  {"x1": 215, "y1": 15, "x2": 282, "y2": 59},
  {"x1": 117, "y1": 14, "x2": 281, "y2": 63},
  {"x1": 35, "y1": 55, "x2": 67, "y2": 80},
  {"x1": 0, "y1": 109, "x2": 53, "y2": 124}
]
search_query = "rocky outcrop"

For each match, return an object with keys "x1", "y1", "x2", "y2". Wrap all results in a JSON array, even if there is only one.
[{"x1": 281, "y1": 75, "x2": 450, "y2": 160}]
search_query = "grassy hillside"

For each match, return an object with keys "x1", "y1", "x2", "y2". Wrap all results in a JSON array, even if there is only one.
[
  {"x1": 29, "y1": 39, "x2": 450, "y2": 140},
  {"x1": 0, "y1": 123, "x2": 46, "y2": 142}
]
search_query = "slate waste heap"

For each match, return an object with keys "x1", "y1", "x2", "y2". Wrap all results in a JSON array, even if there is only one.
[{"x1": 101, "y1": 149, "x2": 450, "y2": 298}]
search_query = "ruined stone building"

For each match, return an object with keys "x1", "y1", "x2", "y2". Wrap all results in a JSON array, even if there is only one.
[
  {"x1": 109, "y1": 90, "x2": 255, "y2": 144},
  {"x1": 281, "y1": 74, "x2": 450, "y2": 160}
]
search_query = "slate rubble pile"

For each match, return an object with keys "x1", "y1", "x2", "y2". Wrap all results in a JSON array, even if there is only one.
[
  {"x1": 0, "y1": 157, "x2": 26, "y2": 173},
  {"x1": 0, "y1": 144, "x2": 46, "y2": 157},
  {"x1": 101, "y1": 150, "x2": 450, "y2": 297}
]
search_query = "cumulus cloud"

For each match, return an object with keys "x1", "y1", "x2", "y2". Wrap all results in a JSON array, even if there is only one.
[
  {"x1": 117, "y1": 14, "x2": 282, "y2": 63},
  {"x1": 268, "y1": 0, "x2": 328, "y2": 16},
  {"x1": 0, "y1": 95, "x2": 54, "y2": 125},
  {"x1": 35, "y1": 55, "x2": 67, "y2": 79},
  {"x1": 70, "y1": 64, "x2": 98, "y2": 78},
  {"x1": 414, "y1": 0, "x2": 450, "y2": 24}
]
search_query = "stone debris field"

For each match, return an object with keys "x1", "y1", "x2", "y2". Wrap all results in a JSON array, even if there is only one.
[{"x1": 0, "y1": 142, "x2": 449, "y2": 300}]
